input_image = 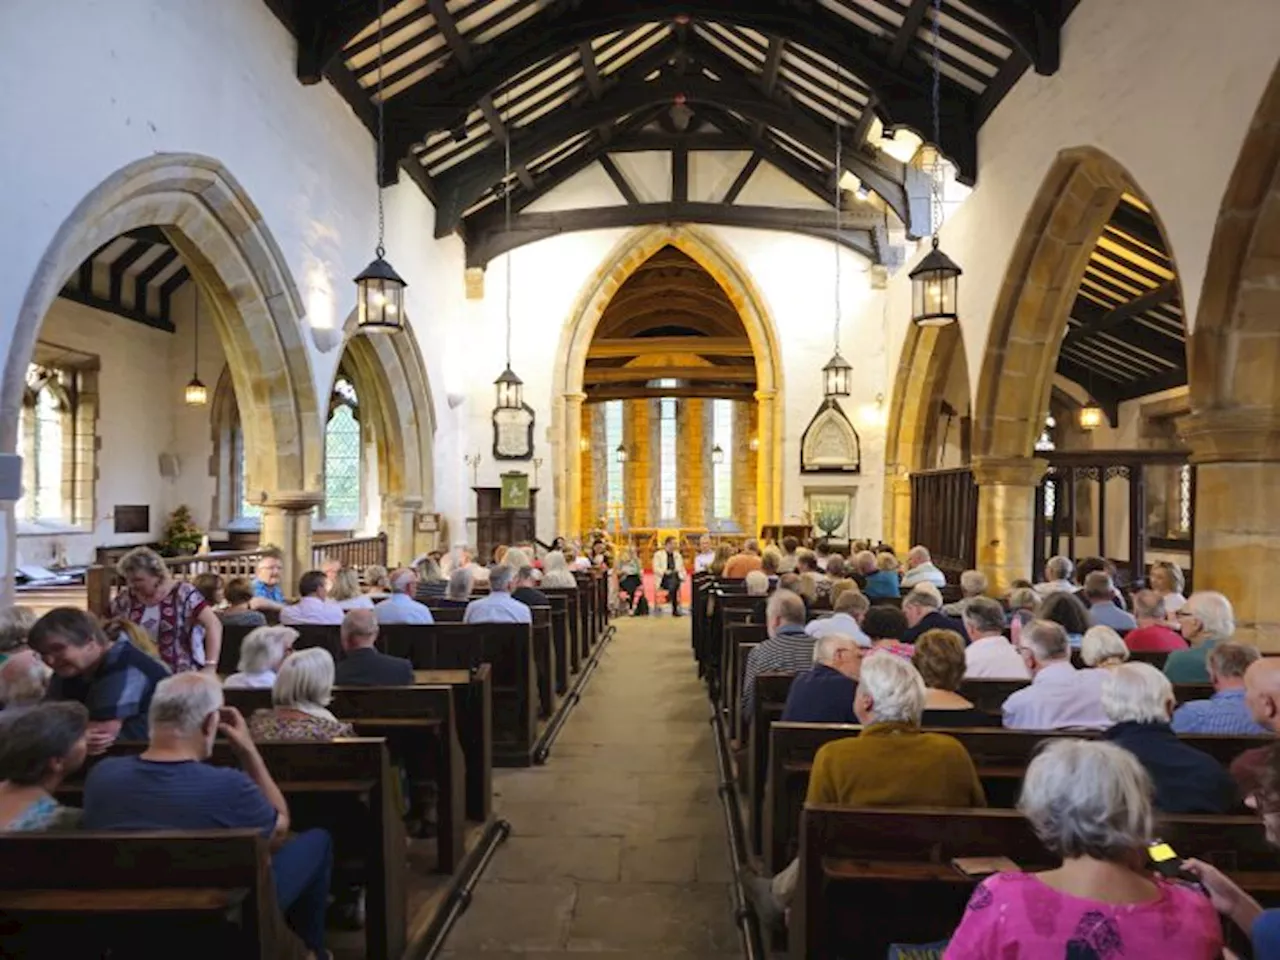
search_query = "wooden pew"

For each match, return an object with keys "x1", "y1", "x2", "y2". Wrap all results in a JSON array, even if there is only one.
[
  {"x1": 726, "y1": 622, "x2": 767, "y2": 740},
  {"x1": 415, "y1": 666, "x2": 493, "y2": 826},
  {"x1": 765, "y1": 722, "x2": 1272, "y2": 873},
  {"x1": 0, "y1": 831, "x2": 308, "y2": 960},
  {"x1": 960, "y1": 677, "x2": 1216, "y2": 716},
  {"x1": 574, "y1": 572, "x2": 596, "y2": 657},
  {"x1": 542, "y1": 586, "x2": 583, "y2": 676},
  {"x1": 222, "y1": 685, "x2": 466, "y2": 873},
  {"x1": 791, "y1": 805, "x2": 1276, "y2": 960},
  {"x1": 544, "y1": 593, "x2": 572, "y2": 694},
  {"x1": 530, "y1": 605, "x2": 556, "y2": 720},
  {"x1": 748, "y1": 671, "x2": 795, "y2": 856}
]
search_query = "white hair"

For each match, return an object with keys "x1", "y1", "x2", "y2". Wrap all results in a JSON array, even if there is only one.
[
  {"x1": 814, "y1": 633, "x2": 860, "y2": 665},
  {"x1": 1080, "y1": 626, "x2": 1129, "y2": 667},
  {"x1": 907, "y1": 545, "x2": 931, "y2": 565},
  {"x1": 1101, "y1": 662, "x2": 1174, "y2": 724},
  {"x1": 1185, "y1": 591, "x2": 1235, "y2": 641},
  {"x1": 390, "y1": 568, "x2": 417, "y2": 594},
  {"x1": 856, "y1": 653, "x2": 925, "y2": 725},
  {"x1": 0, "y1": 653, "x2": 51, "y2": 706},
  {"x1": 447, "y1": 567, "x2": 475, "y2": 600},
  {"x1": 902, "y1": 586, "x2": 941, "y2": 611},
  {"x1": 489, "y1": 564, "x2": 516, "y2": 593},
  {"x1": 273, "y1": 648, "x2": 336, "y2": 709},
  {"x1": 150, "y1": 672, "x2": 223, "y2": 735},
  {"x1": 504, "y1": 547, "x2": 530, "y2": 570},
  {"x1": 237, "y1": 625, "x2": 296, "y2": 675},
  {"x1": 744, "y1": 570, "x2": 769, "y2": 596},
  {"x1": 1045, "y1": 555, "x2": 1074, "y2": 582},
  {"x1": 540, "y1": 550, "x2": 578, "y2": 588},
  {"x1": 1023, "y1": 619, "x2": 1070, "y2": 664},
  {"x1": 962, "y1": 596, "x2": 1007, "y2": 635},
  {"x1": 959, "y1": 570, "x2": 988, "y2": 597},
  {"x1": 1019, "y1": 739, "x2": 1153, "y2": 860}
]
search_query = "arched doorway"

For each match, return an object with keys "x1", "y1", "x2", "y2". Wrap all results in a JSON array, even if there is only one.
[
  {"x1": 552, "y1": 226, "x2": 783, "y2": 539},
  {"x1": 3, "y1": 154, "x2": 323, "y2": 595}
]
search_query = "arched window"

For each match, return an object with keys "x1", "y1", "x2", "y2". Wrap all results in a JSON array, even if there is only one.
[
  {"x1": 605, "y1": 400, "x2": 624, "y2": 518},
  {"x1": 1037, "y1": 415, "x2": 1057, "y2": 520},
  {"x1": 712, "y1": 399, "x2": 734, "y2": 520},
  {"x1": 17, "y1": 366, "x2": 67, "y2": 522},
  {"x1": 658, "y1": 397, "x2": 678, "y2": 522},
  {"x1": 323, "y1": 376, "x2": 361, "y2": 525}
]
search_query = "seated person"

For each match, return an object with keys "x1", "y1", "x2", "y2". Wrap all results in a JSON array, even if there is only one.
[
  {"x1": 1083, "y1": 571, "x2": 1137, "y2": 631},
  {"x1": 1080, "y1": 625, "x2": 1130, "y2": 669},
  {"x1": 413, "y1": 556, "x2": 449, "y2": 602},
  {"x1": 374, "y1": 569, "x2": 435, "y2": 625},
  {"x1": 744, "y1": 654, "x2": 985, "y2": 928},
  {"x1": 914, "y1": 629, "x2": 997, "y2": 727},
  {"x1": 192, "y1": 572, "x2": 222, "y2": 611},
  {"x1": 948, "y1": 739, "x2": 1222, "y2": 958},
  {"x1": 963, "y1": 596, "x2": 1030, "y2": 679},
  {"x1": 900, "y1": 545, "x2": 947, "y2": 589},
  {"x1": 741, "y1": 591, "x2": 814, "y2": 723},
  {"x1": 82, "y1": 673, "x2": 333, "y2": 956},
  {"x1": 247, "y1": 648, "x2": 355, "y2": 741},
  {"x1": 862, "y1": 551, "x2": 902, "y2": 599},
  {"x1": 942, "y1": 569, "x2": 987, "y2": 618},
  {"x1": 249, "y1": 552, "x2": 287, "y2": 614},
  {"x1": 1034, "y1": 554, "x2": 1076, "y2": 596},
  {"x1": 279, "y1": 570, "x2": 345, "y2": 626},
  {"x1": 363, "y1": 564, "x2": 392, "y2": 598},
  {"x1": 511, "y1": 566, "x2": 548, "y2": 608},
  {"x1": 1230, "y1": 658, "x2": 1280, "y2": 799},
  {"x1": 780, "y1": 634, "x2": 861, "y2": 724},
  {"x1": 219, "y1": 577, "x2": 267, "y2": 628},
  {"x1": 30, "y1": 608, "x2": 170, "y2": 752},
  {"x1": 0, "y1": 649, "x2": 52, "y2": 708},
  {"x1": 335, "y1": 609, "x2": 413, "y2": 686},
  {"x1": 1003, "y1": 620, "x2": 1109, "y2": 730},
  {"x1": 0, "y1": 606, "x2": 37, "y2": 665},
  {"x1": 1124, "y1": 589, "x2": 1187, "y2": 653},
  {"x1": 435, "y1": 567, "x2": 475, "y2": 608},
  {"x1": 1165, "y1": 591, "x2": 1234, "y2": 683},
  {"x1": 1037, "y1": 590, "x2": 1091, "y2": 647},
  {"x1": 863, "y1": 605, "x2": 914, "y2": 660},
  {"x1": 1102, "y1": 662, "x2": 1237, "y2": 813},
  {"x1": 223, "y1": 625, "x2": 296, "y2": 689},
  {"x1": 464, "y1": 565, "x2": 532, "y2": 624},
  {"x1": 804, "y1": 588, "x2": 871, "y2": 647},
  {"x1": 902, "y1": 587, "x2": 965, "y2": 644},
  {"x1": 330, "y1": 567, "x2": 375, "y2": 611},
  {"x1": 0, "y1": 701, "x2": 88, "y2": 831},
  {"x1": 744, "y1": 570, "x2": 771, "y2": 624},
  {"x1": 1171, "y1": 641, "x2": 1267, "y2": 735}
]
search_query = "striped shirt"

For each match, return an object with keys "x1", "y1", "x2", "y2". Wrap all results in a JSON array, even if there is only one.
[
  {"x1": 741, "y1": 625, "x2": 815, "y2": 721},
  {"x1": 1170, "y1": 688, "x2": 1269, "y2": 736}
]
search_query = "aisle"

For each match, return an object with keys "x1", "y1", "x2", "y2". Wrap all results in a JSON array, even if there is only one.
[{"x1": 440, "y1": 613, "x2": 741, "y2": 958}]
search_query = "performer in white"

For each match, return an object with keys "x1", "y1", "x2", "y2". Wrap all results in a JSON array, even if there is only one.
[
  {"x1": 693, "y1": 535, "x2": 716, "y2": 574},
  {"x1": 651, "y1": 536, "x2": 688, "y2": 617}
]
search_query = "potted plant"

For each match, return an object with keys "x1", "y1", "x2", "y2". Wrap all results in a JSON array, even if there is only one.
[{"x1": 159, "y1": 505, "x2": 204, "y2": 557}]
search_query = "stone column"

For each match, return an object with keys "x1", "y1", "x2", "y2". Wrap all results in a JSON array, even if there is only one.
[
  {"x1": 562, "y1": 392, "x2": 586, "y2": 539},
  {"x1": 1183, "y1": 409, "x2": 1280, "y2": 649},
  {"x1": 886, "y1": 469, "x2": 913, "y2": 554},
  {"x1": 383, "y1": 495, "x2": 423, "y2": 568},
  {"x1": 972, "y1": 456, "x2": 1047, "y2": 595},
  {"x1": 261, "y1": 491, "x2": 324, "y2": 592},
  {"x1": 754, "y1": 389, "x2": 777, "y2": 531},
  {"x1": 626, "y1": 398, "x2": 651, "y2": 528},
  {"x1": 681, "y1": 398, "x2": 705, "y2": 527},
  {"x1": 0, "y1": 500, "x2": 14, "y2": 609},
  {"x1": 580, "y1": 404, "x2": 596, "y2": 530}
]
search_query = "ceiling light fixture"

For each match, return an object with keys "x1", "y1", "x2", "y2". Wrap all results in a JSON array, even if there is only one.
[
  {"x1": 822, "y1": 66, "x2": 852, "y2": 400},
  {"x1": 184, "y1": 286, "x2": 207, "y2": 406},
  {"x1": 494, "y1": 89, "x2": 524, "y2": 411}
]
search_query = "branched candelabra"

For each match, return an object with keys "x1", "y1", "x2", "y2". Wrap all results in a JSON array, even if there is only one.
[{"x1": 464, "y1": 453, "x2": 481, "y2": 486}]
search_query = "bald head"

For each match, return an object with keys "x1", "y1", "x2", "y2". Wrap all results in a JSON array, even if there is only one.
[
  {"x1": 1245, "y1": 657, "x2": 1280, "y2": 732},
  {"x1": 341, "y1": 608, "x2": 379, "y2": 650}
]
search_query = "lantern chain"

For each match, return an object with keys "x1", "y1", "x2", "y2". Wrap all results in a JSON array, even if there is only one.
[
  {"x1": 375, "y1": 0, "x2": 387, "y2": 258},
  {"x1": 930, "y1": 0, "x2": 943, "y2": 241},
  {"x1": 504, "y1": 88, "x2": 513, "y2": 371},
  {"x1": 833, "y1": 66, "x2": 842, "y2": 357}
]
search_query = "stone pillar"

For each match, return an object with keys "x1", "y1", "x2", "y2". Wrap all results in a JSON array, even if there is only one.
[
  {"x1": 626, "y1": 398, "x2": 651, "y2": 528},
  {"x1": 681, "y1": 398, "x2": 705, "y2": 527},
  {"x1": 887, "y1": 470, "x2": 913, "y2": 555},
  {"x1": 383, "y1": 495, "x2": 423, "y2": 568},
  {"x1": 261, "y1": 491, "x2": 324, "y2": 593},
  {"x1": 1183, "y1": 409, "x2": 1280, "y2": 649},
  {"x1": 562, "y1": 392, "x2": 586, "y2": 539},
  {"x1": 972, "y1": 457, "x2": 1047, "y2": 595},
  {"x1": 754, "y1": 390, "x2": 777, "y2": 531},
  {"x1": 580, "y1": 404, "x2": 595, "y2": 530},
  {"x1": 0, "y1": 500, "x2": 14, "y2": 608}
]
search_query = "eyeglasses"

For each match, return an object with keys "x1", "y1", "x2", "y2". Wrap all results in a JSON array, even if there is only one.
[{"x1": 1174, "y1": 610, "x2": 1195, "y2": 619}]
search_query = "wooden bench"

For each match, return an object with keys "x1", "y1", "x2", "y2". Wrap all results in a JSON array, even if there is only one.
[
  {"x1": 542, "y1": 586, "x2": 583, "y2": 676},
  {"x1": 0, "y1": 830, "x2": 308, "y2": 960},
  {"x1": 791, "y1": 805, "x2": 1277, "y2": 960}
]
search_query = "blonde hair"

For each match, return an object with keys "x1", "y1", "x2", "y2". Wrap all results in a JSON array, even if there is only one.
[
  {"x1": 875, "y1": 552, "x2": 899, "y2": 572},
  {"x1": 1081, "y1": 626, "x2": 1130, "y2": 668},
  {"x1": 329, "y1": 568, "x2": 363, "y2": 602},
  {"x1": 104, "y1": 617, "x2": 162, "y2": 662},
  {"x1": 273, "y1": 648, "x2": 336, "y2": 709},
  {"x1": 117, "y1": 546, "x2": 169, "y2": 581}
]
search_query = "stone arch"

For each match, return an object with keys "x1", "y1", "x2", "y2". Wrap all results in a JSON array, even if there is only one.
[
  {"x1": 551, "y1": 225, "x2": 784, "y2": 537},
  {"x1": 332, "y1": 313, "x2": 438, "y2": 566},
  {"x1": 973, "y1": 146, "x2": 1182, "y2": 461}
]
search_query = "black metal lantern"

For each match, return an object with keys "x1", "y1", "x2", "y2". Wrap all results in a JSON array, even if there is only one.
[
  {"x1": 822, "y1": 350, "x2": 853, "y2": 399},
  {"x1": 494, "y1": 365, "x2": 523, "y2": 410},
  {"x1": 615, "y1": 443, "x2": 629, "y2": 464},
  {"x1": 354, "y1": 253, "x2": 406, "y2": 332},
  {"x1": 184, "y1": 288, "x2": 208, "y2": 406},
  {"x1": 909, "y1": 237, "x2": 961, "y2": 327},
  {"x1": 712, "y1": 443, "x2": 724, "y2": 465}
]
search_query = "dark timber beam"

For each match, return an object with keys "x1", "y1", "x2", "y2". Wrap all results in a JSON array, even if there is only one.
[
  {"x1": 599, "y1": 155, "x2": 639, "y2": 205},
  {"x1": 585, "y1": 384, "x2": 755, "y2": 401},
  {"x1": 607, "y1": 131, "x2": 749, "y2": 152},
  {"x1": 960, "y1": 0, "x2": 1067, "y2": 75},
  {"x1": 1060, "y1": 282, "x2": 1179, "y2": 347},
  {"x1": 286, "y1": 0, "x2": 382, "y2": 85},
  {"x1": 464, "y1": 201, "x2": 878, "y2": 268},
  {"x1": 761, "y1": 36, "x2": 784, "y2": 95},
  {"x1": 588, "y1": 337, "x2": 754, "y2": 358},
  {"x1": 722, "y1": 154, "x2": 762, "y2": 205},
  {"x1": 1055, "y1": 356, "x2": 1120, "y2": 427},
  {"x1": 584, "y1": 366, "x2": 756, "y2": 384},
  {"x1": 890, "y1": 0, "x2": 932, "y2": 67}
]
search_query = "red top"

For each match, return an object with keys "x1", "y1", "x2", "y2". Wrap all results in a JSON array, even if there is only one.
[{"x1": 1124, "y1": 623, "x2": 1188, "y2": 652}]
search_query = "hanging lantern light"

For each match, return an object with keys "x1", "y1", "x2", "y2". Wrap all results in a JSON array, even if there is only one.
[
  {"x1": 494, "y1": 365, "x2": 524, "y2": 410},
  {"x1": 712, "y1": 443, "x2": 725, "y2": 465},
  {"x1": 491, "y1": 92, "x2": 526, "y2": 410},
  {"x1": 910, "y1": 0, "x2": 963, "y2": 328},
  {"x1": 185, "y1": 287, "x2": 207, "y2": 406},
  {"x1": 1079, "y1": 403, "x2": 1104, "y2": 430},
  {"x1": 615, "y1": 443, "x2": 629, "y2": 464},
  {"x1": 820, "y1": 67, "x2": 852, "y2": 400},
  {"x1": 355, "y1": 0, "x2": 407, "y2": 333},
  {"x1": 822, "y1": 350, "x2": 853, "y2": 399}
]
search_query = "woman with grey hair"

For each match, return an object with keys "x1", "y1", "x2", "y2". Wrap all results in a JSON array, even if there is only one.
[
  {"x1": 1080, "y1": 625, "x2": 1130, "y2": 669},
  {"x1": 540, "y1": 550, "x2": 578, "y2": 589},
  {"x1": 223, "y1": 625, "x2": 297, "y2": 689},
  {"x1": 946, "y1": 739, "x2": 1222, "y2": 956},
  {"x1": 0, "y1": 701, "x2": 89, "y2": 831},
  {"x1": 436, "y1": 566, "x2": 475, "y2": 608},
  {"x1": 110, "y1": 546, "x2": 221, "y2": 674},
  {"x1": 247, "y1": 648, "x2": 354, "y2": 741},
  {"x1": 0, "y1": 606, "x2": 37, "y2": 663}
]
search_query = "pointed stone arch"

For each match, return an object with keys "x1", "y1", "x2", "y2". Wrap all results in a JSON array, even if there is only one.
[{"x1": 551, "y1": 225, "x2": 784, "y2": 537}]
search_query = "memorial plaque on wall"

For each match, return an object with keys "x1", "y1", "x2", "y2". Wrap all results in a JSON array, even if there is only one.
[
  {"x1": 493, "y1": 404, "x2": 535, "y2": 460},
  {"x1": 114, "y1": 505, "x2": 150, "y2": 534}
]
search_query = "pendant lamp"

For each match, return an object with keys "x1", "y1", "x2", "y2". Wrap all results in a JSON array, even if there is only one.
[
  {"x1": 493, "y1": 92, "x2": 525, "y2": 409},
  {"x1": 184, "y1": 288, "x2": 208, "y2": 406},
  {"x1": 822, "y1": 67, "x2": 852, "y2": 399}
]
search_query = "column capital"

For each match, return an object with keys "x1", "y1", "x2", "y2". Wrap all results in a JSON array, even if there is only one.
[
  {"x1": 1180, "y1": 408, "x2": 1280, "y2": 464},
  {"x1": 971, "y1": 456, "x2": 1048, "y2": 487},
  {"x1": 753, "y1": 389, "x2": 777, "y2": 402},
  {"x1": 261, "y1": 490, "x2": 324, "y2": 513},
  {"x1": 563, "y1": 392, "x2": 588, "y2": 405}
]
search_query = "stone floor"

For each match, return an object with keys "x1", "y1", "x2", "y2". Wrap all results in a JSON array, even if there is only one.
[{"x1": 440, "y1": 612, "x2": 742, "y2": 958}]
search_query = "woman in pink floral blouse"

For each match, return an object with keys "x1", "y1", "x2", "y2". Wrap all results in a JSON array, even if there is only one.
[
  {"x1": 944, "y1": 739, "x2": 1222, "y2": 959},
  {"x1": 110, "y1": 547, "x2": 221, "y2": 674},
  {"x1": 247, "y1": 648, "x2": 354, "y2": 741}
]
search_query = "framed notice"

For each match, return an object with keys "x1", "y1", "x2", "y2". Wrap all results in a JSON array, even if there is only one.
[
  {"x1": 500, "y1": 472, "x2": 531, "y2": 510},
  {"x1": 493, "y1": 404, "x2": 535, "y2": 460},
  {"x1": 416, "y1": 512, "x2": 440, "y2": 533}
]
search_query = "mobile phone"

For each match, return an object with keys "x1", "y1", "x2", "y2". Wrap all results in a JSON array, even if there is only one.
[{"x1": 1148, "y1": 841, "x2": 1207, "y2": 893}]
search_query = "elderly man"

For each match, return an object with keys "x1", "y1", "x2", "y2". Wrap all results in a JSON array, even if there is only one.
[
  {"x1": 902, "y1": 587, "x2": 964, "y2": 644},
  {"x1": 651, "y1": 536, "x2": 687, "y2": 616},
  {"x1": 743, "y1": 654, "x2": 985, "y2": 928},
  {"x1": 82, "y1": 673, "x2": 333, "y2": 955},
  {"x1": 781, "y1": 634, "x2": 862, "y2": 723},
  {"x1": 1083, "y1": 571, "x2": 1136, "y2": 631},
  {"x1": 249, "y1": 552, "x2": 286, "y2": 612},
  {"x1": 963, "y1": 596, "x2": 1030, "y2": 679},
  {"x1": 740, "y1": 590, "x2": 813, "y2": 722},
  {"x1": 1231, "y1": 659, "x2": 1280, "y2": 797},
  {"x1": 464, "y1": 565, "x2": 532, "y2": 624},
  {"x1": 1101, "y1": 662, "x2": 1236, "y2": 813},
  {"x1": 942, "y1": 569, "x2": 987, "y2": 618},
  {"x1": 374, "y1": 568, "x2": 436, "y2": 625},
  {"x1": 805, "y1": 590, "x2": 871, "y2": 647},
  {"x1": 1002, "y1": 620, "x2": 1108, "y2": 730},
  {"x1": 334, "y1": 609, "x2": 413, "y2": 686},
  {"x1": 1165, "y1": 591, "x2": 1234, "y2": 683},
  {"x1": 511, "y1": 566, "x2": 548, "y2": 608},
  {"x1": 1171, "y1": 642, "x2": 1266, "y2": 735},
  {"x1": 723, "y1": 539, "x2": 763, "y2": 579},
  {"x1": 1034, "y1": 555, "x2": 1076, "y2": 597},
  {"x1": 693, "y1": 535, "x2": 716, "y2": 574},
  {"x1": 0, "y1": 649, "x2": 51, "y2": 707},
  {"x1": 279, "y1": 570, "x2": 345, "y2": 626},
  {"x1": 900, "y1": 545, "x2": 946, "y2": 589},
  {"x1": 1124, "y1": 590, "x2": 1187, "y2": 653}
]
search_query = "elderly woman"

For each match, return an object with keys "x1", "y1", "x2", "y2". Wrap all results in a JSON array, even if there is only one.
[
  {"x1": 0, "y1": 702, "x2": 89, "y2": 831},
  {"x1": 945, "y1": 739, "x2": 1223, "y2": 957},
  {"x1": 1149, "y1": 560, "x2": 1187, "y2": 617},
  {"x1": 1036, "y1": 591, "x2": 1090, "y2": 648},
  {"x1": 616, "y1": 546, "x2": 643, "y2": 614},
  {"x1": 436, "y1": 567, "x2": 475, "y2": 608},
  {"x1": 330, "y1": 568, "x2": 374, "y2": 610},
  {"x1": 0, "y1": 606, "x2": 38, "y2": 665},
  {"x1": 863, "y1": 551, "x2": 902, "y2": 599},
  {"x1": 912, "y1": 629, "x2": 995, "y2": 727},
  {"x1": 110, "y1": 547, "x2": 221, "y2": 674},
  {"x1": 223, "y1": 625, "x2": 296, "y2": 689},
  {"x1": 540, "y1": 550, "x2": 578, "y2": 589},
  {"x1": 1081, "y1": 625, "x2": 1130, "y2": 668},
  {"x1": 863, "y1": 605, "x2": 914, "y2": 660},
  {"x1": 247, "y1": 648, "x2": 355, "y2": 741},
  {"x1": 0, "y1": 650, "x2": 51, "y2": 708},
  {"x1": 363, "y1": 564, "x2": 391, "y2": 598}
]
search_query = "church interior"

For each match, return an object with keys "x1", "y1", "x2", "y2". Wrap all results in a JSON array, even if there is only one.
[{"x1": 3, "y1": 0, "x2": 1280, "y2": 957}]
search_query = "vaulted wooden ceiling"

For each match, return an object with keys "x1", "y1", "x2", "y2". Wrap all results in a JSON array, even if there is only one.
[{"x1": 264, "y1": 0, "x2": 1075, "y2": 267}]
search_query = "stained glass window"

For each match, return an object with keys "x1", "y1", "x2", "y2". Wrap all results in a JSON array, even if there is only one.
[
  {"x1": 235, "y1": 425, "x2": 262, "y2": 521},
  {"x1": 17, "y1": 368, "x2": 65, "y2": 522},
  {"x1": 713, "y1": 399, "x2": 733, "y2": 519},
  {"x1": 324, "y1": 378, "x2": 361, "y2": 523},
  {"x1": 605, "y1": 400, "x2": 624, "y2": 515},
  {"x1": 659, "y1": 397, "x2": 678, "y2": 522}
]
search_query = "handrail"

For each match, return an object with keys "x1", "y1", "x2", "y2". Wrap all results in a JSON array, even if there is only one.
[{"x1": 312, "y1": 533, "x2": 387, "y2": 570}]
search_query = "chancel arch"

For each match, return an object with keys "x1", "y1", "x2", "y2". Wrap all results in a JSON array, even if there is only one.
[{"x1": 552, "y1": 226, "x2": 783, "y2": 540}]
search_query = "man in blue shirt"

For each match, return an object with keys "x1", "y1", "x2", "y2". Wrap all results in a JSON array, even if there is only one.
[
  {"x1": 83, "y1": 673, "x2": 332, "y2": 955},
  {"x1": 782, "y1": 634, "x2": 862, "y2": 724},
  {"x1": 464, "y1": 564, "x2": 533, "y2": 624},
  {"x1": 250, "y1": 553, "x2": 286, "y2": 614},
  {"x1": 1171, "y1": 642, "x2": 1268, "y2": 735},
  {"x1": 375, "y1": 569, "x2": 436, "y2": 625},
  {"x1": 1084, "y1": 571, "x2": 1137, "y2": 632}
]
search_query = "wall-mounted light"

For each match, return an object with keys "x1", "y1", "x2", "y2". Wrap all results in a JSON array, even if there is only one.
[
  {"x1": 615, "y1": 443, "x2": 629, "y2": 463},
  {"x1": 712, "y1": 443, "x2": 724, "y2": 465},
  {"x1": 748, "y1": 436, "x2": 760, "y2": 452},
  {"x1": 1079, "y1": 404, "x2": 1104, "y2": 430},
  {"x1": 579, "y1": 436, "x2": 590, "y2": 452}
]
